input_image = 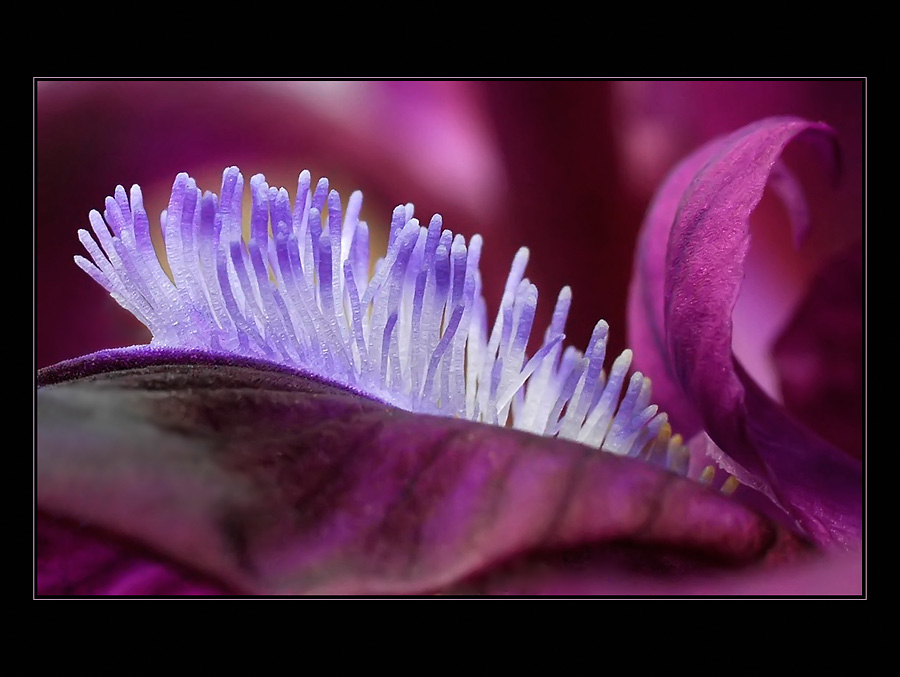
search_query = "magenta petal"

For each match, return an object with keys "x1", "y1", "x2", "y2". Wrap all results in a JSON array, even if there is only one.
[
  {"x1": 628, "y1": 119, "x2": 829, "y2": 437},
  {"x1": 37, "y1": 512, "x2": 232, "y2": 595},
  {"x1": 37, "y1": 348, "x2": 813, "y2": 595},
  {"x1": 664, "y1": 117, "x2": 861, "y2": 548},
  {"x1": 628, "y1": 133, "x2": 732, "y2": 437}
]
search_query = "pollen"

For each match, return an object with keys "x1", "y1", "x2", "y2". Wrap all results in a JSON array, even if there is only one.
[{"x1": 75, "y1": 167, "x2": 691, "y2": 466}]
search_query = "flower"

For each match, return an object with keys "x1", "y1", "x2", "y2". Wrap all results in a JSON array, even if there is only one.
[
  {"x1": 41, "y1": 167, "x2": 752, "y2": 595},
  {"x1": 35, "y1": 83, "x2": 863, "y2": 595},
  {"x1": 66, "y1": 165, "x2": 678, "y2": 456}
]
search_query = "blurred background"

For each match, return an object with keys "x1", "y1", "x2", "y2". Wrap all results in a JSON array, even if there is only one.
[{"x1": 34, "y1": 80, "x2": 864, "y2": 455}]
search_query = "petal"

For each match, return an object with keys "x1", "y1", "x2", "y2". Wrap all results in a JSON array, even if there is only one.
[
  {"x1": 664, "y1": 117, "x2": 861, "y2": 548},
  {"x1": 37, "y1": 348, "x2": 812, "y2": 595},
  {"x1": 37, "y1": 512, "x2": 232, "y2": 595},
  {"x1": 627, "y1": 119, "x2": 831, "y2": 435},
  {"x1": 627, "y1": 132, "x2": 732, "y2": 437},
  {"x1": 450, "y1": 547, "x2": 862, "y2": 596}
]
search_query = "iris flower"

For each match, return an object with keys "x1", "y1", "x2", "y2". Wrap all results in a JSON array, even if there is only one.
[{"x1": 35, "y1": 113, "x2": 863, "y2": 596}]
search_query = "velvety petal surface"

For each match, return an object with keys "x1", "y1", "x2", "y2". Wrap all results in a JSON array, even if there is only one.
[
  {"x1": 663, "y1": 117, "x2": 862, "y2": 548},
  {"x1": 37, "y1": 512, "x2": 233, "y2": 595},
  {"x1": 627, "y1": 133, "x2": 731, "y2": 437},
  {"x1": 36, "y1": 348, "x2": 814, "y2": 595},
  {"x1": 628, "y1": 120, "x2": 826, "y2": 435}
]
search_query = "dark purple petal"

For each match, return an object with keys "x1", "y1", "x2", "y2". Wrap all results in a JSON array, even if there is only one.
[
  {"x1": 37, "y1": 512, "x2": 232, "y2": 595},
  {"x1": 627, "y1": 134, "x2": 731, "y2": 437},
  {"x1": 449, "y1": 545, "x2": 861, "y2": 596},
  {"x1": 37, "y1": 348, "x2": 813, "y2": 595},
  {"x1": 664, "y1": 117, "x2": 861, "y2": 548},
  {"x1": 627, "y1": 121, "x2": 831, "y2": 437},
  {"x1": 773, "y1": 242, "x2": 864, "y2": 460}
]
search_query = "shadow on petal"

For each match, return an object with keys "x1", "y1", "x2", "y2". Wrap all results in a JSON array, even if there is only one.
[{"x1": 37, "y1": 348, "x2": 815, "y2": 595}]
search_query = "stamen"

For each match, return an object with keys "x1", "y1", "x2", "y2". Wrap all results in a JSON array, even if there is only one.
[
  {"x1": 699, "y1": 466, "x2": 717, "y2": 485},
  {"x1": 721, "y1": 476, "x2": 741, "y2": 496},
  {"x1": 76, "y1": 166, "x2": 715, "y2": 483}
]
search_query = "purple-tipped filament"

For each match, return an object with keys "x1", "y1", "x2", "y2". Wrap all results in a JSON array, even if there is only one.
[{"x1": 75, "y1": 166, "x2": 728, "y2": 482}]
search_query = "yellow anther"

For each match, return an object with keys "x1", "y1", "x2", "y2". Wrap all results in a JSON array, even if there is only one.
[
  {"x1": 657, "y1": 421, "x2": 672, "y2": 443},
  {"x1": 720, "y1": 476, "x2": 740, "y2": 496},
  {"x1": 666, "y1": 439, "x2": 690, "y2": 475},
  {"x1": 699, "y1": 465, "x2": 716, "y2": 485}
]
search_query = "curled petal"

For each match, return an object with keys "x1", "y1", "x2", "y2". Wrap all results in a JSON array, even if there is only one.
[
  {"x1": 627, "y1": 133, "x2": 731, "y2": 436},
  {"x1": 663, "y1": 117, "x2": 861, "y2": 548},
  {"x1": 37, "y1": 348, "x2": 812, "y2": 595}
]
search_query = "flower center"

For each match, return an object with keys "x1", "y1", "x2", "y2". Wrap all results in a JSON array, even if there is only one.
[{"x1": 75, "y1": 166, "x2": 729, "y2": 486}]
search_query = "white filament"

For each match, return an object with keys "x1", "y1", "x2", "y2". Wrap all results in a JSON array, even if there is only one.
[{"x1": 76, "y1": 167, "x2": 674, "y2": 458}]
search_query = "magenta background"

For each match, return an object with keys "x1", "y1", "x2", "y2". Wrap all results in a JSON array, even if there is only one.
[{"x1": 35, "y1": 80, "x2": 864, "y2": 371}]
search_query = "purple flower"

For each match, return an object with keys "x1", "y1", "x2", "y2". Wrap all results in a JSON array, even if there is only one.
[{"x1": 36, "y1": 101, "x2": 862, "y2": 595}]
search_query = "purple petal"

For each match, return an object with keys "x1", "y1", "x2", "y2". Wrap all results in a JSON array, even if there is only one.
[
  {"x1": 450, "y1": 546, "x2": 862, "y2": 596},
  {"x1": 627, "y1": 120, "x2": 832, "y2": 436},
  {"x1": 627, "y1": 133, "x2": 730, "y2": 437},
  {"x1": 663, "y1": 117, "x2": 861, "y2": 548},
  {"x1": 37, "y1": 512, "x2": 232, "y2": 595},
  {"x1": 37, "y1": 348, "x2": 813, "y2": 595}
]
